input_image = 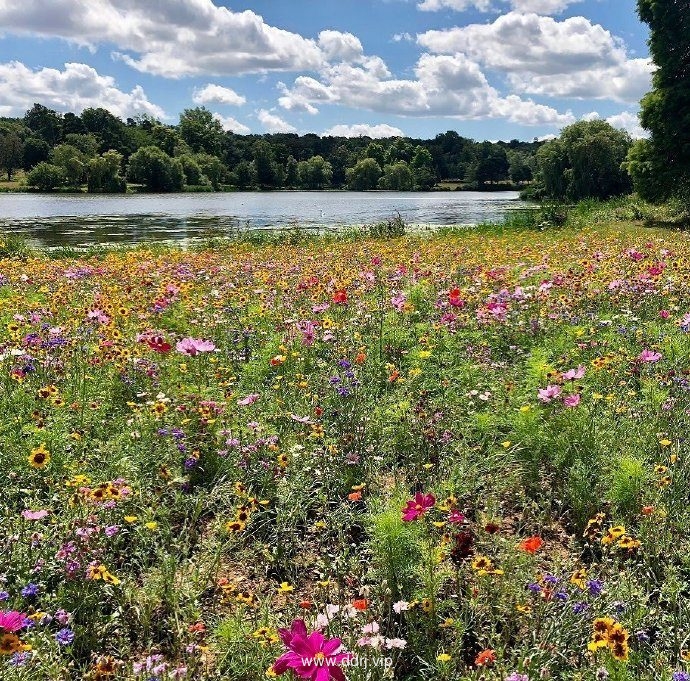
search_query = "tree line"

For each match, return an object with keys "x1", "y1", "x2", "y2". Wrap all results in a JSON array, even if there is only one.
[{"x1": 0, "y1": 104, "x2": 541, "y2": 193}]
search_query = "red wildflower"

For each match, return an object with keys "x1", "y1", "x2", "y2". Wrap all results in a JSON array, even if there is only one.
[
  {"x1": 332, "y1": 289, "x2": 348, "y2": 304},
  {"x1": 475, "y1": 649, "x2": 496, "y2": 667},
  {"x1": 352, "y1": 599, "x2": 368, "y2": 611},
  {"x1": 448, "y1": 288, "x2": 465, "y2": 308},
  {"x1": 519, "y1": 536, "x2": 544, "y2": 554}
]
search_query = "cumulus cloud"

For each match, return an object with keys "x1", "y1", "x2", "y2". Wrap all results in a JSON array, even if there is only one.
[
  {"x1": 193, "y1": 84, "x2": 246, "y2": 107},
  {"x1": 0, "y1": 60, "x2": 165, "y2": 119},
  {"x1": 323, "y1": 123, "x2": 405, "y2": 138},
  {"x1": 278, "y1": 52, "x2": 574, "y2": 126},
  {"x1": 0, "y1": 0, "x2": 325, "y2": 78},
  {"x1": 418, "y1": 12, "x2": 653, "y2": 103},
  {"x1": 213, "y1": 113, "x2": 251, "y2": 134},
  {"x1": 257, "y1": 109, "x2": 297, "y2": 133},
  {"x1": 583, "y1": 110, "x2": 649, "y2": 139},
  {"x1": 317, "y1": 30, "x2": 364, "y2": 62},
  {"x1": 417, "y1": 0, "x2": 582, "y2": 13}
]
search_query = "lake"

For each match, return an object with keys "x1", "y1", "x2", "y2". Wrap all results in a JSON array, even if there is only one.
[{"x1": 0, "y1": 190, "x2": 527, "y2": 248}]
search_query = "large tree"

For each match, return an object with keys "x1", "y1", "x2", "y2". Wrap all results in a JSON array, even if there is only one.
[
  {"x1": 625, "y1": 1, "x2": 690, "y2": 205},
  {"x1": 0, "y1": 133, "x2": 24, "y2": 181},
  {"x1": 536, "y1": 121, "x2": 632, "y2": 201},
  {"x1": 127, "y1": 146, "x2": 184, "y2": 192}
]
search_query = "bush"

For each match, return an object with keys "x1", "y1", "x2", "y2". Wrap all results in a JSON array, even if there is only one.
[{"x1": 26, "y1": 162, "x2": 66, "y2": 191}]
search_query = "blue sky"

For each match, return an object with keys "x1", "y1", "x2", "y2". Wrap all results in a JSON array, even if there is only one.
[{"x1": 0, "y1": 0, "x2": 651, "y2": 141}]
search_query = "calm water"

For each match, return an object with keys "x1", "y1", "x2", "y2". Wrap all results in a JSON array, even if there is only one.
[{"x1": 0, "y1": 191, "x2": 527, "y2": 248}]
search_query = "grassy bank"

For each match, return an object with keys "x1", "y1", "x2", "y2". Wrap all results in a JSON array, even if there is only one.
[{"x1": 2, "y1": 208, "x2": 690, "y2": 679}]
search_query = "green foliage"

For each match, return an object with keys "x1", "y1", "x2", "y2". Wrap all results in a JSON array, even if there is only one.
[
  {"x1": 26, "y1": 161, "x2": 66, "y2": 191},
  {"x1": 0, "y1": 132, "x2": 23, "y2": 181},
  {"x1": 536, "y1": 121, "x2": 633, "y2": 201},
  {"x1": 628, "y1": 0, "x2": 690, "y2": 206},
  {"x1": 87, "y1": 150, "x2": 126, "y2": 193},
  {"x1": 379, "y1": 161, "x2": 414, "y2": 191},
  {"x1": 297, "y1": 155, "x2": 333, "y2": 189},
  {"x1": 346, "y1": 157, "x2": 382, "y2": 190},
  {"x1": 127, "y1": 145, "x2": 185, "y2": 192}
]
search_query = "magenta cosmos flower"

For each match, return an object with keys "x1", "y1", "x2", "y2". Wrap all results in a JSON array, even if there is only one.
[
  {"x1": 175, "y1": 338, "x2": 216, "y2": 357},
  {"x1": 638, "y1": 349, "x2": 662, "y2": 363},
  {"x1": 0, "y1": 611, "x2": 27, "y2": 633},
  {"x1": 272, "y1": 619, "x2": 352, "y2": 681},
  {"x1": 402, "y1": 492, "x2": 436, "y2": 521}
]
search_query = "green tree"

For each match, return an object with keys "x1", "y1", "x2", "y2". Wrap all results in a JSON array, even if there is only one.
[
  {"x1": 87, "y1": 151, "x2": 126, "y2": 193},
  {"x1": 252, "y1": 141, "x2": 278, "y2": 188},
  {"x1": 178, "y1": 154, "x2": 204, "y2": 186},
  {"x1": 536, "y1": 121, "x2": 632, "y2": 200},
  {"x1": 297, "y1": 155, "x2": 333, "y2": 189},
  {"x1": 195, "y1": 153, "x2": 225, "y2": 190},
  {"x1": 151, "y1": 125, "x2": 186, "y2": 157},
  {"x1": 24, "y1": 104, "x2": 62, "y2": 146},
  {"x1": 81, "y1": 108, "x2": 129, "y2": 155},
  {"x1": 379, "y1": 161, "x2": 414, "y2": 191},
  {"x1": 285, "y1": 155, "x2": 299, "y2": 188},
  {"x1": 26, "y1": 162, "x2": 65, "y2": 191},
  {"x1": 126, "y1": 146, "x2": 185, "y2": 192},
  {"x1": 0, "y1": 133, "x2": 24, "y2": 181},
  {"x1": 625, "y1": 1, "x2": 690, "y2": 204},
  {"x1": 51, "y1": 144, "x2": 87, "y2": 187},
  {"x1": 64, "y1": 133, "x2": 99, "y2": 158},
  {"x1": 232, "y1": 160, "x2": 255, "y2": 189},
  {"x1": 179, "y1": 108, "x2": 224, "y2": 156},
  {"x1": 346, "y1": 157, "x2": 382, "y2": 190},
  {"x1": 22, "y1": 137, "x2": 50, "y2": 170},
  {"x1": 365, "y1": 142, "x2": 386, "y2": 167}
]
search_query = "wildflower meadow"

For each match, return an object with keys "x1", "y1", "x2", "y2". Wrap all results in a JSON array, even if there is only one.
[{"x1": 3, "y1": 218, "x2": 690, "y2": 680}]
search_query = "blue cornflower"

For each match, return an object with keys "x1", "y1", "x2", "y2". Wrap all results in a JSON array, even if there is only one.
[
  {"x1": 21, "y1": 583, "x2": 39, "y2": 598},
  {"x1": 55, "y1": 628, "x2": 75, "y2": 646},
  {"x1": 586, "y1": 579, "x2": 604, "y2": 596}
]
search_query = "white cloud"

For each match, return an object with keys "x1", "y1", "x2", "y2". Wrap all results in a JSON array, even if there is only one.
[
  {"x1": 317, "y1": 30, "x2": 364, "y2": 62},
  {"x1": 193, "y1": 84, "x2": 246, "y2": 107},
  {"x1": 392, "y1": 32, "x2": 413, "y2": 42},
  {"x1": 0, "y1": 60, "x2": 165, "y2": 119},
  {"x1": 584, "y1": 110, "x2": 648, "y2": 139},
  {"x1": 323, "y1": 123, "x2": 405, "y2": 138},
  {"x1": 0, "y1": 0, "x2": 325, "y2": 78},
  {"x1": 277, "y1": 82, "x2": 319, "y2": 115},
  {"x1": 418, "y1": 12, "x2": 653, "y2": 104},
  {"x1": 213, "y1": 113, "x2": 251, "y2": 134},
  {"x1": 417, "y1": 0, "x2": 582, "y2": 13},
  {"x1": 257, "y1": 109, "x2": 297, "y2": 133},
  {"x1": 605, "y1": 111, "x2": 647, "y2": 139},
  {"x1": 278, "y1": 52, "x2": 573, "y2": 126}
]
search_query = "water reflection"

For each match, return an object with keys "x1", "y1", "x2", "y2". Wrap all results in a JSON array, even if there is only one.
[{"x1": 0, "y1": 191, "x2": 528, "y2": 247}]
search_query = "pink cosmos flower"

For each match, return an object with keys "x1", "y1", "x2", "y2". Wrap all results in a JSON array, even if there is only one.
[
  {"x1": 237, "y1": 393, "x2": 260, "y2": 406},
  {"x1": 22, "y1": 510, "x2": 49, "y2": 521},
  {"x1": 402, "y1": 492, "x2": 436, "y2": 521},
  {"x1": 175, "y1": 338, "x2": 216, "y2": 356},
  {"x1": 563, "y1": 394, "x2": 581, "y2": 408},
  {"x1": 0, "y1": 611, "x2": 27, "y2": 633},
  {"x1": 638, "y1": 349, "x2": 662, "y2": 363},
  {"x1": 561, "y1": 365, "x2": 586, "y2": 381},
  {"x1": 272, "y1": 619, "x2": 352, "y2": 681},
  {"x1": 537, "y1": 385, "x2": 562, "y2": 403}
]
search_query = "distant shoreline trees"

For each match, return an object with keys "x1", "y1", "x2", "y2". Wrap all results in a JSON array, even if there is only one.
[{"x1": 0, "y1": 104, "x2": 543, "y2": 194}]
